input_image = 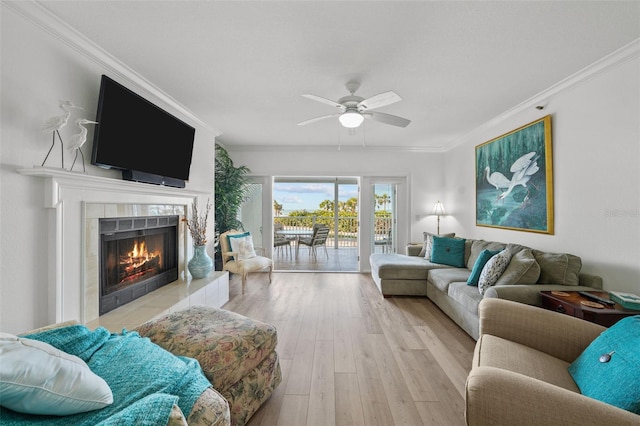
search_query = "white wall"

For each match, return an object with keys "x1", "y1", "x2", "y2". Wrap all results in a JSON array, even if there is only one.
[
  {"x1": 0, "y1": 5, "x2": 216, "y2": 333},
  {"x1": 443, "y1": 56, "x2": 640, "y2": 294}
]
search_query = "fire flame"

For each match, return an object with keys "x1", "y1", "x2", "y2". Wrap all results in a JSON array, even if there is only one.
[{"x1": 119, "y1": 240, "x2": 162, "y2": 284}]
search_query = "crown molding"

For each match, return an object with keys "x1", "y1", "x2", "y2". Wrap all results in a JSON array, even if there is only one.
[
  {"x1": 445, "y1": 37, "x2": 640, "y2": 151},
  {"x1": 224, "y1": 143, "x2": 445, "y2": 154},
  {"x1": 4, "y1": 0, "x2": 221, "y2": 137}
]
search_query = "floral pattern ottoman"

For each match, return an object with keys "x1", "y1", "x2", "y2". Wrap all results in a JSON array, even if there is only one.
[{"x1": 135, "y1": 306, "x2": 282, "y2": 426}]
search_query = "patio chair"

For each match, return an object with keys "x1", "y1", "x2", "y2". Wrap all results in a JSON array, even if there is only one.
[
  {"x1": 298, "y1": 224, "x2": 330, "y2": 260},
  {"x1": 220, "y1": 230, "x2": 273, "y2": 294},
  {"x1": 273, "y1": 223, "x2": 291, "y2": 257}
]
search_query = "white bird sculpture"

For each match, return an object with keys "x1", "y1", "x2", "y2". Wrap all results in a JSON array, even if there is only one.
[
  {"x1": 484, "y1": 166, "x2": 510, "y2": 191},
  {"x1": 41, "y1": 100, "x2": 83, "y2": 168},
  {"x1": 498, "y1": 152, "x2": 540, "y2": 202},
  {"x1": 69, "y1": 118, "x2": 98, "y2": 172}
]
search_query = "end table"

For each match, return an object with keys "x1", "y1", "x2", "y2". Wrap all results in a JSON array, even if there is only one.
[{"x1": 540, "y1": 290, "x2": 639, "y2": 327}]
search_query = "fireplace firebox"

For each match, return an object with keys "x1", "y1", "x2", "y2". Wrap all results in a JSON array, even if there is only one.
[{"x1": 99, "y1": 216, "x2": 179, "y2": 315}]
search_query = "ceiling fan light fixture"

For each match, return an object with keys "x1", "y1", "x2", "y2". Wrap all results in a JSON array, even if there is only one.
[{"x1": 338, "y1": 110, "x2": 364, "y2": 128}]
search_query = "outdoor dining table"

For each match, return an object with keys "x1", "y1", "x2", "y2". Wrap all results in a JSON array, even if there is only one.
[{"x1": 276, "y1": 229, "x2": 313, "y2": 259}]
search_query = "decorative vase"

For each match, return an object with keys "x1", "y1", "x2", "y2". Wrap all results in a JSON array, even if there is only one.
[{"x1": 188, "y1": 245, "x2": 213, "y2": 279}]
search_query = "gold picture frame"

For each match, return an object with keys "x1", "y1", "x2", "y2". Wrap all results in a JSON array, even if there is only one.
[{"x1": 475, "y1": 115, "x2": 553, "y2": 234}]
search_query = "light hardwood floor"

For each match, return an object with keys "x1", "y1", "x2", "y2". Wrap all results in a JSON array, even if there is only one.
[{"x1": 223, "y1": 272, "x2": 476, "y2": 426}]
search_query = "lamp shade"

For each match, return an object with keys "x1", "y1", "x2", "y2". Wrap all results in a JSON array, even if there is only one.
[
  {"x1": 432, "y1": 201, "x2": 445, "y2": 216},
  {"x1": 338, "y1": 111, "x2": 364, "y2": 128}
]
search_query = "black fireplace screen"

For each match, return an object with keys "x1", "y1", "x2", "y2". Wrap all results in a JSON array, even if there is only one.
[{"x1": 99, "y1": 216, "x2": 179, "y2": 315}]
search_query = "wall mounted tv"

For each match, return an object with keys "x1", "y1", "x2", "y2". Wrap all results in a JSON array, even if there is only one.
[{"x1": 91, "y1": 75, "x2": 195, "y2": 188}]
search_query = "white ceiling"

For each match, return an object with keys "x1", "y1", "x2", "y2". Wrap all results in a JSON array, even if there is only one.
[{"x1": 38, "y1": 1, "x2": 640, "y2": 150}]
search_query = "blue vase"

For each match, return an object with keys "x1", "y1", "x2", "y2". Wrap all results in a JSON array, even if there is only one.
[{"x1": 188, "y1": 245, "x2": 213, "y2": 279}]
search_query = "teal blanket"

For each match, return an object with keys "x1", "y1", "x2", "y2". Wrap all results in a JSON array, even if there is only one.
[{"x1": 1, "y1": 325, "x2": 212, "y2": 425}]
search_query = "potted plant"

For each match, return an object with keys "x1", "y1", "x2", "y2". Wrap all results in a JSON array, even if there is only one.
[{"x1": 214, "y1": 143, "x2": 251, "y2": 270}]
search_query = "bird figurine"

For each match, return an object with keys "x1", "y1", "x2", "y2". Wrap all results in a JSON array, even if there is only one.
[
  {"x1": 41, "y1": 100, "x2": 83, "y2": 168},
  {"x1": 69, "y1": 118, "x2": 98, "y2": 172},
  {"x1": 498, "y1": 152, "x2": 540, "y2": 202},
  {"x1": 484, "y1": 166, "x2": 510, "y2": 192}
]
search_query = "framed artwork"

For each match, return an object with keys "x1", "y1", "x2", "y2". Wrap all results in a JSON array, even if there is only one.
[{"x1": 475, "y1": 115, "x2": 553, "y2": 234}]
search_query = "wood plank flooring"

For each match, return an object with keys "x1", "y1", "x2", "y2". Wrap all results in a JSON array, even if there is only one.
[{"x1": 222, "y1": 272, "x2": 476, "y2": 426}]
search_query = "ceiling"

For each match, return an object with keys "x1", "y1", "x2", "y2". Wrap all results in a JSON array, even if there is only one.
[{"x1": 38, "y1": 1, "x2": 640, "y2": 151}]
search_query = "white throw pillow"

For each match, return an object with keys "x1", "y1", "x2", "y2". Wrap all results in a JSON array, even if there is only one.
[
  {"x1": 228, "y1": 233, "x2": 257, "y2": 260},
  {"x1": 0, "y1": 332, "x2": 113, "y2": 415},
  {"x1": 478, "y1": 250, "x2": 512, "y2": 295}
]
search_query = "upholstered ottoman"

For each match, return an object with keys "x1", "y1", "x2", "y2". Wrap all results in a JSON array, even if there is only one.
[{"x1": 135, "y1": 306, "x2": 282, "y2": 426}]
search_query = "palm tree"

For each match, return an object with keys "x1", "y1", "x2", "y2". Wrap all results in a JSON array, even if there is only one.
[
  {"x1": 376, "y1": 193, "x2": 390, "y2": 212},
  {"x1": 319, "y1": 199, "x2": 334, "y2": 212},
  {"x1": 273, "y1": 200, "x2": 283, "y2": 217}
]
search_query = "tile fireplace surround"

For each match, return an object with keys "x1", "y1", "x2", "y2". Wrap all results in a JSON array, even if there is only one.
[{"x1": 19, "y1": 167, "x2": 212, "y2": 325}]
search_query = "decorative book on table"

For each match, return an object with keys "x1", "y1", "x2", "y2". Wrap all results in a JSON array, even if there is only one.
[{"x1": 609, "y1": 291, "x2": 640, "y2": 310}]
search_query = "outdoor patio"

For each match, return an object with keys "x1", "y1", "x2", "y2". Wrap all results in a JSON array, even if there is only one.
[{"x1": 273, "y1": 244, "x2": 390, "y2": 272}]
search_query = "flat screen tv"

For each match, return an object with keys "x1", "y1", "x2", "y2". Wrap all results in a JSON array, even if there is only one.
[{"x1": 91, "y1": 75, "x2": 195, "y2": 188}]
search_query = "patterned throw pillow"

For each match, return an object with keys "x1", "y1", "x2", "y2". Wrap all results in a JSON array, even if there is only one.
[
  {"x1": 228, "y1": 233, "x2": 257, "y2": 260},
  {"x1": 467, "y1": 249, "x2": 501, "y2": 286},
  {"x1": 419, "y1": 232, "x2": 455, "y2": 260},
  {"x1": 478, "y1": 250, "x2": 512, "y2": 294}
]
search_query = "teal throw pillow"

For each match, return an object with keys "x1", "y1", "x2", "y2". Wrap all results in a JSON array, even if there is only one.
[
  {"x1": 568, "y1": 315, "x2": 640, "y2": 414},
  {"x1": 467, "y1": 249, "x2": 501, "y2": 286},
  {"x1": 431, "y1": 236, "x2": 466, "y2": 268}
]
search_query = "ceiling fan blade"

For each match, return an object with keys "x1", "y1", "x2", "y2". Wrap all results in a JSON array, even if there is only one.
[
  {"x1": 301, "y1": 94, "x2": 344, "y2": 110},
  {"x1": 358, "y1": 91, "x2": 402, "y2": 111},
  {"x1": 364, "y1": 111, "x2": 411, "y2": 127},
  {"x1": 297, "y1": 114, "x2": 339, "y2": 126}
]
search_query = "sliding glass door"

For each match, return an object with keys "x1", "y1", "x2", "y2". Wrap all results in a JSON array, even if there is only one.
[{"x1": 273, "y1": 177, "x2": 359, "y2": 272}]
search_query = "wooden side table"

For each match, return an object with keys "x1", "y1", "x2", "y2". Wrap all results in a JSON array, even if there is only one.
[{"x1": 540, "y1": 290, "x2": 639, "y2": 327}]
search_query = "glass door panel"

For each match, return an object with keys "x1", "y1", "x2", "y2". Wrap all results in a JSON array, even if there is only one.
[
  {"x1": 239, "y1": 182, "x2": 263, "y2": 248},
  {"x1": 372, "y1": 183, "x2": 396, "y2": 253}
]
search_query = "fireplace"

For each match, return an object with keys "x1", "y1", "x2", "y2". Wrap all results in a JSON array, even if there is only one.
[{"x1": 99, "y1": 215, "x2": 179, "y2": 315}]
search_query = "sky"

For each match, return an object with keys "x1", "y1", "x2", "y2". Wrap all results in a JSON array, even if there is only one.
[{"x1": 273, "y1": 182, "x2": 358, "y2": 213}]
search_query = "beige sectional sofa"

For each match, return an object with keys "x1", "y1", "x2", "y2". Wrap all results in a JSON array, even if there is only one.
[{"x1": 369, "y1": 236, "x2": 603, "y2": 340}]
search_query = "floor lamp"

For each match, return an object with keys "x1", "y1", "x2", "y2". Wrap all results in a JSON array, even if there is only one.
[{"x1": 432, "y1": 200, "x2": 446, "y2": 235}]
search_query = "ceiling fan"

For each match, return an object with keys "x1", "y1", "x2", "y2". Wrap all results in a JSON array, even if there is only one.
[{"x1": 298, "y1": 81, "x2": 411, "y2": 129}]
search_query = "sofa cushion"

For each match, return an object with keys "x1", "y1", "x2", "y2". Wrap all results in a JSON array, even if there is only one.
[
  {"x1": 418, "y1": 232, "x2": 455, "y2": 260},
  {"x1": 568, "y1": 315, "x2": 640, "y2": 414},
  {"x1": 467, "y1": 249, "x2": 501, "y2": 286},
  {"x1": 495, "y1": 248, "x2": 541, "y2": 286},
  {"x1": 475, "y1": 334, "x2": 580, "y2": 392},
  {"x1": 431, "y1": 236, "x2": 466, "y2": 267},
  {"x1": 478, "y1": 250, "x2": 512, "y2": 295},
  {"x1": 466, "y1": 240, "x2": 507, "y2": 269},
  {"x1": 370, "y1": 253, "x2": 440, "y2": 280},
  {"x1": 448, "y1": 282, "x2": 484, "y2": 314},
  {"x1": 428, "y1": 268, "x2": 472, "y2": 293},
  {"x1": 533, "y1": 250, "x2": 582, "y2": 285}
]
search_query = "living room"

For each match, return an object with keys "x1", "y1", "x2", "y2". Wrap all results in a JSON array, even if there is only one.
[{"x1": 2, "y1": 1, "x2": 640, "y2": 424}]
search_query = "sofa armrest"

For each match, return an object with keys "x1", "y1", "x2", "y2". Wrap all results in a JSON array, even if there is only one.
[
  {"x1": 579, "y1": 272, "x2": 603, "y2": 289},
  {"x1": 483, "y1": 284, "x2": 602, "y2": 307},
  {"x1": 478, "y1": 298, "x2": 605, "y2": 362},
  {"x1": 406, "y1": 244, "x2": 422, "y2": 257},
  {"x1": 466, "y1": 367, "x2": 640, "y2": 426}
]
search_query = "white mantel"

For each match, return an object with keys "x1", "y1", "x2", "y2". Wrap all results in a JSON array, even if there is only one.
[{"x1": 18, "y1": 166, "x2": 207, "y2": 324}]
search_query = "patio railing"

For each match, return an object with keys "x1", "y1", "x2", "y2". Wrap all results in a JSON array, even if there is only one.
[{"x1": 274, "y1": 215, "x2": 392, "y2": 249}]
